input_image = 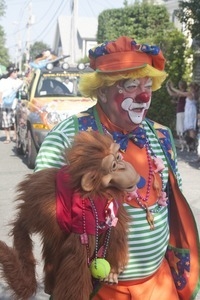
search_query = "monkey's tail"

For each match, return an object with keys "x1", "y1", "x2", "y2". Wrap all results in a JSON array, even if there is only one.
[{"x1": 0, "y1": 220, "x2": 37, "y2": 299}]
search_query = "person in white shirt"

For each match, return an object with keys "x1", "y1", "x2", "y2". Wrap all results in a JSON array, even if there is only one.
[
  {"x1": 63, "y1": 77, "x2": 73, "y2": 94},
  {"x1": 0, "y1": 64, "x2": 23, "y2": 143}
]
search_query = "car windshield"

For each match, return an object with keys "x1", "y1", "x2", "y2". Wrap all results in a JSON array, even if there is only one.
[{"x1": 35, "y1": 73, "x2": 80, "y2": 97}]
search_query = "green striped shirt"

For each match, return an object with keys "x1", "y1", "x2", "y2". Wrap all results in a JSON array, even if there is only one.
[
  {"x1": 35, "y1": 111, "x2": 182, "y2": 280},
  {"x1": 119, "y1": 203, "x2": 169, "y2": 280}
]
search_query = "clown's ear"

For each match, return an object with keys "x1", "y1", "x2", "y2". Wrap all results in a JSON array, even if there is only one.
[
  {"x1": 97, "y1": 88, "x2": 107, "y2": 103},
  {"x1": 81, "y1": 171, "x2": 96, "y2": 192}
]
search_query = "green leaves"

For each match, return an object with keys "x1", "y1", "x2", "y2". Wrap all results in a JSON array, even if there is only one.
[
  {"x1": 29, "y1": 42, "x2": 51, "y2": 61},
  {"x1": 97, "y1": 3, "x2": 173, "y2": 43},
  {"x1": 0, "y1": 1, "x2": 9, "y2": 67},
  {"x1": 176, "y1": 0, "x2": 200, "y2": 39}
]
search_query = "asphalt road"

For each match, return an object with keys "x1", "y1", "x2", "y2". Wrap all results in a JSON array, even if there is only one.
[
  {"x1": 0, "y1": 130, "x2": 199, "y2": 299},
  {"x1": 0, "y1": 131, "x2": 48, "y2": 300}
]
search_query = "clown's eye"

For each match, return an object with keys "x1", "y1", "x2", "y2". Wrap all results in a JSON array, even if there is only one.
[
  {"x1": 123, "y1": 79, "x2": 139, "y2": 91},
  {"x1": 144, "y1": 79, "x2": 153, "y2": 89}
]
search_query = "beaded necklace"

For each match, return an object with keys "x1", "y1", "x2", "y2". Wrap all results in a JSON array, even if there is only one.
[
  {"x1": 133, "y1": 138, "x2": 168, "y2": 230},
  {"x1": 81, "y1": 197, "x2": 112, "y2": 267},
  {"x1": 101, "y1": 124, "x2": 168, "y2": 230}
]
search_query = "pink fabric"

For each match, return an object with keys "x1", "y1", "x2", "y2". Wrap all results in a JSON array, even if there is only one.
[{"x1": 56, "y1": 167, "x2": 118, "y2": 235}]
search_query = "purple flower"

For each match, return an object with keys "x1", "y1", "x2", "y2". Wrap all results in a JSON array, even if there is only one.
[
  {"x1": 89, "y1": 42, "x2": 109, "y2": 58},
  {"x1": 89, "y1": 39, "x2": 160, "y2": 59},
  {"x1": 140, "y1": 44, "x2": 160, "y2": 55}
]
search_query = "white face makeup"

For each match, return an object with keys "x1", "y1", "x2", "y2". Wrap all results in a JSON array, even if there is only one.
[
  {"x1": 121, "y1": 97, "x2": 151, "y2": 124},
  {"x1": 120, "y1": 78, "x2": 153, "y2": 124},
  {"x1": 98, "y1": 77, "x2": 153, "y2": 131}
]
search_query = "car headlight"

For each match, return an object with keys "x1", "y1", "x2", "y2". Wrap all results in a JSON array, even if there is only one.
[
  {"x1": 62, "y1": 62, "x2": 69, "y2": 70},
  {"x1": 77, "y1": 63, "x2": 86, "y2": 70},
  {"x1": 46, "y1": 63, "x2": 54, "y2": 70},
  {"x1": 46, "y1": 112, "x2": 61, "y2": 124}
]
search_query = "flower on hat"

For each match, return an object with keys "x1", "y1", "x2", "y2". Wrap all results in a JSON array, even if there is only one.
[
  {"x1": 89, "y1": 38, "x2": 160, "y2": 59},
  {"x1": 89, "y1": 42, "x2": 109, "y2": 58},
  {"x1": 139, "y1": 44, "x2": 160, "y2": 55}
]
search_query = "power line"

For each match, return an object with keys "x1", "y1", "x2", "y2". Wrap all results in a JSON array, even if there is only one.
[
  {"x1": 31, "y1": 0, "x2": 68, "y2": 42},
  {"x1": 85, "y1": 0, "x2": 96, "y2": 17},
  {"x1": 7, "y1": 0, "x2": 68, "y2": 53},
  {"x1": 4, "y1": 0, "x2": 126, "y2": 60}
]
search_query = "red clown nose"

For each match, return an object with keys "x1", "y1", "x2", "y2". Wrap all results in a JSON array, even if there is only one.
[{"x1": 135, "y1": 92, "x2": 150, "y2": 103}]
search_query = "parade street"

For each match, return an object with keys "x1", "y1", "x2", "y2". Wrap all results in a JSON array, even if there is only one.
[{"x1": 0, "y1": 130, "x2": 199, "y2": 299}]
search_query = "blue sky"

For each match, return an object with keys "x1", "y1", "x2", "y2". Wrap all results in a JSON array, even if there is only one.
[{"x1": 1, "y1": 0, "x2": 130, "y2": 60}]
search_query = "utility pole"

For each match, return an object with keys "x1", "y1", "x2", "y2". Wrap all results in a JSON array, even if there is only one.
[
  {"x1": 17, "y1": 36, "x2": 22, "y2": 73},
  {"x1": 70, "y1": 0, "x2": 78, "y2": 65},
  {"x1": 25, "y1": 2, "x2": 35, "y2": 69},
  {"x1": 13, "y1": 22, "x2": 22, "y2": 72}
]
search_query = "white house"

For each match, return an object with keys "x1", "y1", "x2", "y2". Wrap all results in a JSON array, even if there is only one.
[{"x1": 53, "y1": 16, "x2": 98, "y2": 64}]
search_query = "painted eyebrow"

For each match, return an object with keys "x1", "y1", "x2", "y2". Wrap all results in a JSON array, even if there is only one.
[
  {"x1": 125, "y1": 79, "x2": 140, "y2": 85},
  {"x1": 145, "y1": 79, "x2": 153, "y2": 85}
]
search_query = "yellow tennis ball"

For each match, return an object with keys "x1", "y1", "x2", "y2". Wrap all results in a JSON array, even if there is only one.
[{"x1": 90, "y1": 258, "x2": 111, "y2": 279}]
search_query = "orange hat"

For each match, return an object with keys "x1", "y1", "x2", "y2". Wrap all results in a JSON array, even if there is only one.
[{"x1": 89, "y1": 36, "x2": 165, "y2": 73}]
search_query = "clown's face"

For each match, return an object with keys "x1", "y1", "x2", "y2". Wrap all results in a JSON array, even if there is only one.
[{"x1": 98, "y1": 77, "x2": 153, "y2": 131}]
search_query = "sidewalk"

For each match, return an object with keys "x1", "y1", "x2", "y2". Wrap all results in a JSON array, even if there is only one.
[
  {"x1": 175, "y1": 140, "x2": 200, "y2": 235},
  {"x1": 176, "y1": 142, "x2": 200, "y2": 300}
]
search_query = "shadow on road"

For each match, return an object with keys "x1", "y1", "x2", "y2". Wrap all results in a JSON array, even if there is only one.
[
  {"x1": 0, "y1": 136, "x2": 29, "y2": 168},
  {"x1": 0, "y1": 282, "x2": 48, "y2": 300},
  {"x1": 176, "y1": 147, "x2": 200, "y2": 170}
]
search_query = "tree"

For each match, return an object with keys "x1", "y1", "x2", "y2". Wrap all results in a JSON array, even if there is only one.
[
  {"x1": 149, "y1": 29, "x2": 189, "y2": 129},
  {"x1": 21, "y1": 41, "x2": 51, "y2": 71},
  {"x1": 176, "y1": 0, "x2": 200, "y2": 39},
  {"x1": 97, "y1": 2, "x2": 175, "y2": 43},
  {"x1": 29, "y1": 41, "x2": 51, "y2": 61},
  {"x1": 0, "y1": 0, "x2": 9, "y2": 67}
]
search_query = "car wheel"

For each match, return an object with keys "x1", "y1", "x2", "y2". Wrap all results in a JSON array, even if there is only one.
[{"x1": 27, "y1": 129, "x2": 37, "y2": 169}]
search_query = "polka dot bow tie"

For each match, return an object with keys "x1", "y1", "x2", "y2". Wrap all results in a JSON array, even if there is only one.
[{"x1": 112, "y1": 126, "x2": 146, "y2": 152}]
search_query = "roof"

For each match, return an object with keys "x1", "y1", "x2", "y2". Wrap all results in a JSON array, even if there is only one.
[
  {"x1": 57, "y1": 16, "x2": 97, "y2": 52},
  {"x1": 77, "y1": 17, "x2": 98, "y2": 39}
]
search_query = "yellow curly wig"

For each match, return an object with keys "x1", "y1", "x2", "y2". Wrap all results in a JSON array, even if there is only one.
[{"x1": 79, "y1": 64, "x2": 167, "y2": 99}]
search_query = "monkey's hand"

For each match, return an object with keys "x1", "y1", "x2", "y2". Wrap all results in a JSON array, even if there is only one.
[
  {"x1": 102, "y1": 267, "x2": 124, "y2": 285},
  {"x1": 126, "y1": 189, "x2": 138, "y2": 201}
]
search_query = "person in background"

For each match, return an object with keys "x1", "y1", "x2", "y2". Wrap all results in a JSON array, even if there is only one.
[
  {"x1": 197, "y1": 110, "x2": 200, "y2": 162},
  {"x1": 35, "y1": 36, "x2": 200, "y2": 299},
  {"x1": 63, "y1": 76, "x2": 73, "y2": 93},
  {"x1": 28, "y1": 50, "x2": 57, "y2": 69},
  {"x1": 168, "y1": 81, "x2": 199, "y2": 151},
  {"x1": 0, "y1": 64, "x2": 23, "y2": 143},
  {"x1": 166, "y1": 80, "x2": 187, "y2": 151}
]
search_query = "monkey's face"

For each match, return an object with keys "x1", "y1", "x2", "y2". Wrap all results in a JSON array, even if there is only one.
[{"x1": 100, "y1": 143, "x2": 140, "y2": 192}]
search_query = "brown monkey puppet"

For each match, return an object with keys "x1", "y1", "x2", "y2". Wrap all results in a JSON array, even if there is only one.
[{"x1": 0, "y1": 131, "x2": 141, "y2": 300}]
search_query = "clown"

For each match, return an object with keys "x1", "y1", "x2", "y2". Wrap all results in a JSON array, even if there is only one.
[{"x1": 35, "y1": 36, "x2": 200, "y2": 300}]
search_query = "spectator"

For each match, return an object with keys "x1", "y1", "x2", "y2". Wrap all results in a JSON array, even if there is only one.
[
  {"x1": 195, "y1": 98, "x2": 200, "y2": 162},
  {"x1": 166, "y1": 80, "x2": 187, "y2": 151},
  {"x1": 168, "y1": 81, "x2": 199, "y2": 151},
  {"x1": 0, "y1": 64, "x2": 23, "y2": 143},
  {"x1": 63, "y1": 77, "x2": 73, "y2": 93}
]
